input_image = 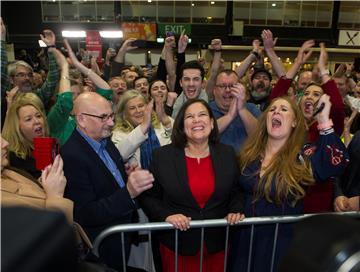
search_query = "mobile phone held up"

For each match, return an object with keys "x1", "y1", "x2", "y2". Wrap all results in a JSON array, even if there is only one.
[
  {"x1": 131, "y1": 40, "x2": 147, "y2": 48},
  {"x1": 312, "y1": 102, "x2": 325, "y2": 118},
  {"x1": 33, "y1": 137, "x2": 59, "y2": 170}
]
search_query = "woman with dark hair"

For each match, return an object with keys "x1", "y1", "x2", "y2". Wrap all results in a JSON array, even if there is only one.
[
  {"x1": 139, "y1": 98, "x2": 244, "y2": 272},
  {"x1": 149, "y1": 79, "x2": 178, "y2": 116}
]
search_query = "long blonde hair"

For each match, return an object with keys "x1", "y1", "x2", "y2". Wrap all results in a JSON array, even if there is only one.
[
  {"x1": 239, "y1": 96, "x2": 314, "y2": 205},
  {"x1": 114, "y1": 90, "x2": 160, "y2": 133},
  {"x1": 2, "y1": 93, "x2": 49, "y2": 159}
]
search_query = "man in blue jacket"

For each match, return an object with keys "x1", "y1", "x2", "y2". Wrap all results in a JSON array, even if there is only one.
[{"x1": 61, "y1": 92, "x2": 154, "y2": 271}]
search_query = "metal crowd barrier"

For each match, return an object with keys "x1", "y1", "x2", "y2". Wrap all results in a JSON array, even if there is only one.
[{"x1": 92, "y1": 211, "x2": 360, "y2": 272}]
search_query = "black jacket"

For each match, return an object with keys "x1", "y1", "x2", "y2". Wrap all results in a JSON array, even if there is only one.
[{"x1": 139, "y1": 143, "x2": 244, "y2": 256}]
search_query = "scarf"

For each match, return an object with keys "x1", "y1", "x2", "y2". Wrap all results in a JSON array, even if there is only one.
[{"x1": 140, "y1": 126, "x2": 161, "y2": 170}]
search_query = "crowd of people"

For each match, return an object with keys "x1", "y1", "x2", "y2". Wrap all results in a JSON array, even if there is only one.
[{"x1": 1, "y1": 16, "x2": 359, "y2": 272}]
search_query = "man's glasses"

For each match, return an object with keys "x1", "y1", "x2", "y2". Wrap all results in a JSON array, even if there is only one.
[
  {"x1": 14, "y1": 72, "x2": 33, "y2": 79},
  {"x1": 215, "y1": 84, "x2": 235, "y2": 90},
  {"x1": 82, "y1": 112, "x2": 115, "y2": 122}
]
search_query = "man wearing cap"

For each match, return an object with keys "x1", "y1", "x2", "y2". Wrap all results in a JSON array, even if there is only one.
[{"x1": 247, "y1": 67, "x2": 273, "y2": 111}]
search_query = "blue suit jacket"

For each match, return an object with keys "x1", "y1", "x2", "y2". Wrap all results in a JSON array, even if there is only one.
[{"x1": 61, "y1": 129, "x2": 137, "y2": 270}]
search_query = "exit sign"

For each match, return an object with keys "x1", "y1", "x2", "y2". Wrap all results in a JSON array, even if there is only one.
[{"x1": 158, "y1": 24, "x2": 191, "y2": 37}]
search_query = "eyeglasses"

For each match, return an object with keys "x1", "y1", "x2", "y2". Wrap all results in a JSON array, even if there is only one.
[
  {"x1": 215, "y1": 84, "x2": 235, "y2": 90},
  {"x1": 82, "y1": 112, "x2": 115, "y2": 122},
  {"x1": 14, "y1": 72, "x2": 33, "y2": 78}
]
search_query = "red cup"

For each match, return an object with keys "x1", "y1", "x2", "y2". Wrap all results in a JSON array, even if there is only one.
[{"x1": 33, "y1": 137, "x2": 59, "y2": 170}]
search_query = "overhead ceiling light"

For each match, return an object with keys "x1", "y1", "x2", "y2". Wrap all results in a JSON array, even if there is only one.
[
  {"x1": 211, "y1": 1, "x2": 215, "y2": 4},
  {"x1": 99, "y1": 30, "x2": 123, "y2": 38},
  {"x1": 272, "y1": 3, "x2": 276, "y2": 7},
  {"x1": 62, "y1": 30, "x2": 86, "y2": 38},
  {"x1": 191, "y1": 3, "x2": 195, "y2": 6},
  {"x1": 157, "y1": 37, "x2": 165, "y2": 43},
  {"x1": 147, "y1": 0, "x2": 152, "y2": 2}
]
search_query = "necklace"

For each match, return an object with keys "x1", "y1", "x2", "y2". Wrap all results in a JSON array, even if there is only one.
[{"x1": 185, "y1": 146, "x2": 210, "y2": 158}]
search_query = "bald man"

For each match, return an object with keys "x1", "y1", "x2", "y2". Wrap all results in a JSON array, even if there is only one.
[
  {"x1": 61, "y1": 92, "x2": 154, "y2": 271},
  {"x1": 296, "y1": 70, "x2": 313, "y2": 97}
]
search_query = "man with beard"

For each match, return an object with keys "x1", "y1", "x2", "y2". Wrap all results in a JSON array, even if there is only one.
[
  {"x1": 248, "y1": 30, "x2": 315, "y2": 113},
  {"x1": 247, "y1": 67, "x2": 273, "y2": 111},
  {"x1": 246, "y1": 29, "x2": 291, "y2": 112},
  {"x1": 172, "y1": 60, "x2": 208, "y2": 118},
  {"x1": 61, "y1": 92, "x2": 154, "y2": 271}
]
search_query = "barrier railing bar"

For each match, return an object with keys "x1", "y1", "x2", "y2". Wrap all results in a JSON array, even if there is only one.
[
  {"x1": 148, "y1": 231, "x2": 152, "y2": 272},
  {"x1": 270, "y1": 223, "x2": 279, "y2": 272},
  {"x1": 93, "y1": 212, "x2": 360, "y2": 256},
  {"x1": 199, "y1": 227, "x2": 204, "y2": 272},
  {"x1": 223, "y1": 225, "x2": 230, "y2": 272},
  {"x1": 247, "y1": 224, "x2": 255, "y2": 272},
  {"x1": 337, "y1": 251, "x2": 360, "y2": 272},
  {"x1": 175, "y1": 229, "x2": 178, "y2": 272},
  {"x1": 121, "y1": 232, "x2": 126, "y2": 272}
]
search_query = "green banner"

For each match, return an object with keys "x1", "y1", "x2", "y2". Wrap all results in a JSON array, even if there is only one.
[{"x1": 157, "y1": 23, "x2": 191, "y2": 37}]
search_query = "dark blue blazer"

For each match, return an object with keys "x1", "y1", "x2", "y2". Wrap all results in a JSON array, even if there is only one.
[{"x1": 61, "y1": 129, "x2": 137, "y2": 270}]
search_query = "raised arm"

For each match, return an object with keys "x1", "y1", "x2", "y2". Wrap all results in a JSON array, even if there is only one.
[
  {"x1": 156, "y1": 43, "x2": 168, "y2": 82},
  {"x1": 261, "y1": 29, "x2": 286, "y2": 78},
  {"x1": 318, "y1": 43, "x2": 331, "y2": 85},
  {"x1": 164, "y1": 36, "x2": 176, "y2": 92},
  {"x1": 64, "y1": 39, "x2": 110, "y2": 90},
  {"x1": 47, "y1": 49, "x2": 73, "y2": 142},
  {"x1": 174, "y1": 30, "x2": 188, "y2": 95},
  {"x1": 285, "y1": 40, "x2": 314, "y2": 80},
  {"x1": 111, "y1": 38, "x2": 137, "y2": 77},
  {"x1": 206, "y1": 39, "x2": 223, "y2": 98},
  {"x1": 309, "y1": 94, "x2": 349, "y2": 181},
  {"x1": 235, "y1": 39, "x2": 260, "y2": 79},
  {"x1": 53, "y1": 49, "x2": 70, "y2": 94},
  {"x1": 37, "y1": 29, "x2": 60, "y2": 105}
]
